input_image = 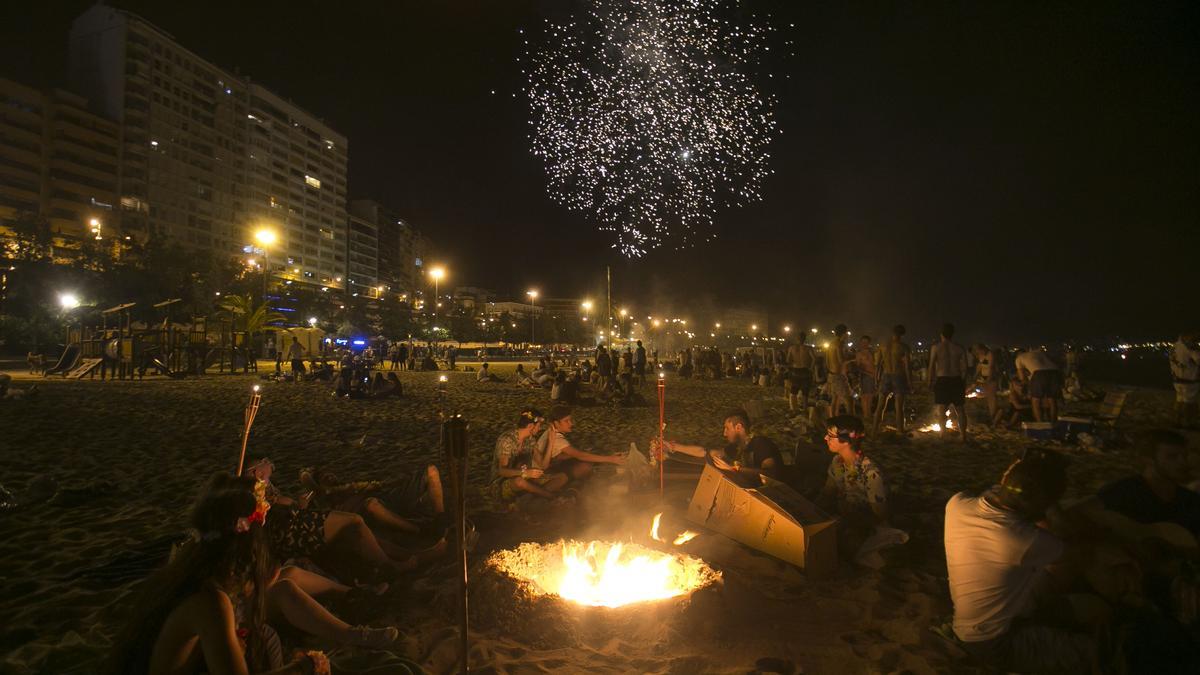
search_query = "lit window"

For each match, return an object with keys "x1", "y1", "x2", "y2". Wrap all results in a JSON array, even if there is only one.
[{"x1": 304, "y1": 175, "x2": 321, "y2": 189}]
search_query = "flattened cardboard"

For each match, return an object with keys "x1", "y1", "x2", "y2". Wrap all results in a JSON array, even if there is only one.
[{"x1": 687, "y1": 464, "x2": 837, "y2": 577}]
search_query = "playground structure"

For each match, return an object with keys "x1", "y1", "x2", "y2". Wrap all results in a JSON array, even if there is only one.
[{"x1": 44, "y1": 299, "x2": 262, "y2": 380}]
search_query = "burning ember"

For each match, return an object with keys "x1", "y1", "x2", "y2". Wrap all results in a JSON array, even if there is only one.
[
  {"x1": 918, "y1": 410, "x2": 955, "y2": 433},
  {"x1": 488, "y1": 515, "x2": 719, "y2": 608}
]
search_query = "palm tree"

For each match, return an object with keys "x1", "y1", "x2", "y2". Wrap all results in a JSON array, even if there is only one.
[{"x1": 219, "y1": 294, "x2": 285, "y2": 336}]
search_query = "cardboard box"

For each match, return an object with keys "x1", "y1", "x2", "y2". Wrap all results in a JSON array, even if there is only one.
[
  {"x1": 686, "y1": 464, "x2": 838, "y2": 577},
  {"x1": 1021, "y1": 422, "x2": 1055, "y2": 440}
]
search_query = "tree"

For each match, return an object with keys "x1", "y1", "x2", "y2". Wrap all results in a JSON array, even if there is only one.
[{"x1": 218, "y1": 294, "x2": 285, "y2": 336}]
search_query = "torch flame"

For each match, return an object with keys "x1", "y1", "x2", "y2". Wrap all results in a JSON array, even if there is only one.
[
  {"x1": 673, "y1": 530, "x2": 699, "y2": 545},
  {"x1": 650, "y1": 512, "x2": 664, "y2": 542}
]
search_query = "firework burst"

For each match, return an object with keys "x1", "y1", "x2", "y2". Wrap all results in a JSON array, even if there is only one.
[{"x1": 523, "y1": 0, "x2": 778, "y2": 257}]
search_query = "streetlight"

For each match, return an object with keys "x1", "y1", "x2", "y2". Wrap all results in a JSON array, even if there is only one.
[
  {"x1": 784, "y1": 325, "x2": 791, "y2": 334},
  {"x1": 88, "y1": 218, "x2": 102, "y2": 240},
  {"x1": 811, "y1": 327, "x2": 818, "y2": 334},
  {"x1": 618, "y1": 307, "x2": 627, "y2": 337},
  {"x1": 429, "y1": 266, "x2": 446, "y2": 318},
  {"x1": 254, "y1": 228, "x2": 277, "y2": 305},
  {"x1": 59, "y1": 292, "x2": 80, "y2": 310},
  {"x1": 527, "y1": 289, "x2": 538, "y2": 344},
  {"x1": 307, "y1": 317, "x2": 318, "y2": 327}
]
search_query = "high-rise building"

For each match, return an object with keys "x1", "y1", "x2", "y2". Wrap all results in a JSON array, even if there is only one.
[
  {"x1": 349, "y1": 199, "x2": 430, "y2": 299},
  {"x1": 0, "y1": 77, "x2": 120, "y2": 250},
  {"x1": 67, "y1": 4, "x2": 347, "y2": 289},
  {"x1": 346, "y1": 211, "x2": 379, "y2": 293}
]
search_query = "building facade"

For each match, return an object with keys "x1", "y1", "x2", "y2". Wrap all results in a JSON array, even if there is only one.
[
  {"x1": 0, "y1": 78, "x2": 120, "y2": 251},
  {"x1": 67, "y1": 4, "x2": 347, "y2": 289}
]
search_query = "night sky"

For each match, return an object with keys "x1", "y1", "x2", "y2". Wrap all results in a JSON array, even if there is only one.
[{"x1": 4, "y1": 1, "x2": 1197, "y2": 344}]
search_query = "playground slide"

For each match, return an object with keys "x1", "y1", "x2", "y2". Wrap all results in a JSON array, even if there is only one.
[
  {"x1": 44, "y1": 344, "x2": 82, "y2": 376},
  {"x1": 151, "y1": 358, "x2": 187, "y2": 379},
  {"x1": 67, "y1": 358, "x2": 102, "y2": 379}
]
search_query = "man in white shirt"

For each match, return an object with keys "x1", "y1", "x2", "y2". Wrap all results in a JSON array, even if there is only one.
[
  {"x1": 285, "y1": 336, "x2": 306, "y2": 382},
  {"x1": 944, "y1": 448, "x2": 1096, "y2": 672},
  {"x1": 1170, "y1": 333, "x2": 1200, "y2": 428},
  {"x1": 928, "y1": 323, "x2": 968, "y2": 441},
  {"x1": 533, "y1": 405, "x2": 625, "y2": 480},
  {"x1": 1014, "y1": 347, "x2": 1062, "y2": 422}
]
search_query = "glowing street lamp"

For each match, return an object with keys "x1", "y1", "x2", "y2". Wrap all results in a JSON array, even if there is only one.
[
  {"x1": 429, "y1": 266, "x2": 446, "y2": 318},
  {"x1": 811, "y1": 327, "x2": 819, "y2": 334},
  {"x1": 58, "y1": 292, "x2": 81, "y2": 310},
  {"x1": 88, "y1": 217, "x2": 102, "y2": 240},
  {"x1": 307, "y1": 317, "x2": 318, "y2": 327},
  {"x1": 253, "y1": 228, "x2": 277, "y2": 304},
  {"x1": 783, "y1": 325, "x2": 791, "y2": 334}
]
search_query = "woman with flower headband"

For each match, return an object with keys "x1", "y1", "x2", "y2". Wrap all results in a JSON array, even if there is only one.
[
  {"x1": 244, "y1": 458, "x2": 422, "y2": 581},
  {"x1": 107, "y1": 473, "x2": 335, "y2": 674},
  {"x1": 817, "y1": 415, "x2": 892, "y2": 558}
]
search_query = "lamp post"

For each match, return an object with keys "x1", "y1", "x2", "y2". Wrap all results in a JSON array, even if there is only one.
[
  {"x1": 581, "y1": 300, "x2": 593, "y2": 348},
  {"x1": 429, "y1": 266, "x2": 446, "y2": 320},
  {"x1": 618, "y1": 308, "x2": 628, "y2": 339},
  {"x1": 254, "y1": 228, "x2": 277, "y2": 306},
  {"x1": 527, "y1": 289, "x2": 538, "y2": 345}
]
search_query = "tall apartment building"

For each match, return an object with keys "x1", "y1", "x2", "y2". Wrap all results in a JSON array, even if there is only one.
[
  {"x1": 0, "y1": 78, "x2": 120, "y2": 248},
  {"x1": 349, "y1": 199, "x2": 430, "y2": 299},
  {"x1": 67, "y1": 4, "x2": 347, "y2": 289},
  {"x1": 346, "y1": 210, "x2": 379, "y2": 293}
]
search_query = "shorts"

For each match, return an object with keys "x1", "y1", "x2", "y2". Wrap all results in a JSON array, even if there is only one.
[
  {"x1": 546, "y1": 456, "x2": 585, "y2": 476},
  {"x1": 492, "y1": 474, "x2": 556, "y2": 502},
  {"x1": 829, "y1": 373, "x2": 851, "y2": 399},
  {"x1": 859, "y1": 373, "x2": 877, "y2": 395},
  {"x1": 1028, "y1": 369, "x2": 1062, "y2": 399},
  {"x1": 960, "y1": 620, "x2": 1095, "y2": 674},
  {"x1": 934, "y1": 376, "x2": 966, "y2": 406},
  {"x1": 787, "y1": 368, "x2": 813, "y2": 395},
  {"x1": 291, "y1": 358, "x2": 306, "y2": 373},
  {"x1": 879, "y1": 373, "x2": 910, "y2": 396},
  {"x1": 267, "y1": 506, "x2": 329, "y2": 560},
  {"x1": 377, "y1": 472, "x2": 428, "y2": 516},
  {"x1": 1175, "y1": 382, "x2": 1199, "y2": 403}
]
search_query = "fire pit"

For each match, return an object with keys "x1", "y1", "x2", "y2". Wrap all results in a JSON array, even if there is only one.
[{"x1": 488, "y1": 539, "x2": 718, "y2": 608}]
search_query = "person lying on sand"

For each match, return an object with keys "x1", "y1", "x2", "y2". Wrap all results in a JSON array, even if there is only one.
[
  {"x1": 299, "y1": 464, "x2": 449, "y2": 541},
  {"x1": 491, "y1": 408, "x2": 569, "y2": 505},
  {"x1": 532, "y1": 405, "x2": 626, "y2": 481},
  {"x1": 244, "y1": 459, "x2": 433, "y2": 582},
  {"x1": 816, "y1": 415, "x2": 890, "y2": 555},
  {"x1": 0, "y1": 373, "x2": 38, "y2": 400},
  {"x1": 107, "y1": 473, "x2": 395, "y2": 675},
  {"x1": 654, "y1": 410, "x2": 782, "y2": 488},
  {"x1": 944, "y1": 448, "x2": 1104, "y2": 673}
]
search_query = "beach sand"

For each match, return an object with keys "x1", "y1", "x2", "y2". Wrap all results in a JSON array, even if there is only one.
[{"x1": 0, "y1": 365, "x2": 1167, "y2": 674}]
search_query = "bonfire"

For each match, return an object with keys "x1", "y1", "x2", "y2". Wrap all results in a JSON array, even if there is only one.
[{"x1": 488, "y1": 514, "x2": 719, "y2": 608}]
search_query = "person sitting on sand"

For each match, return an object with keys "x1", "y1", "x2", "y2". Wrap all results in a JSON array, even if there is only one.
[
  {"x1": 533, "y1": 405, "x2": 626, "y2": 481},
  {"x1": 657, "y1": 410, "x2": 782, "y2": 488},
  {"x1": 107, "y1": 473, "x2": 395, "y2": 675},
  {"x1": 944, "y1": 448, "x2": 1101, "y2": 673},
  {"x1": 513, "y1": 363, "x2": 536, "y2": 387},
  {"x1": 476, "y1": 362, "x2": 503, "y2": 383},
  {"x1": 244, "y1": 459, "x2": 424, "y2": 581},
  {"x1": 0, "y1": 373, "x2": 38, "y2": 400},
  {"x1": 367, "y1": 372, "x2": 402, "y2": 398},
  {"x1": 997, "y1": 377, "x2": 1034, "y2": 428},
  {"x1": 491, "y1": 408, "x2": 569, "y2": 505},
  {"x1": 300, "y1": 464, "x2": 449, "y2": 542},
  {"x1": 816, "y1": 415, "x2": 889, "y2": 554}
]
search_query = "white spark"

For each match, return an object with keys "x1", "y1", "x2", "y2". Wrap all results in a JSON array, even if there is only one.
[{"x1": 523, "y1": 0, "x2": 778, "y2": 257}]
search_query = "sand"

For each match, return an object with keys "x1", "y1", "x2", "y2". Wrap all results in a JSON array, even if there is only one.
[{"x1": 0, "y1": 365, "x2": 1167, "y2": 674}]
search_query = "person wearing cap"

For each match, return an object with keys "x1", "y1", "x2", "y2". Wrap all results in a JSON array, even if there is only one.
[
  {"x1": 491, "y1": 408, "x2": 568, "y2": 504},
  {"x1": 533, "y1": 405, "x2": 626, "y2": 480},
  {"x1": 656, "y1": 410, "x2": 782, "y2": 488},
  {"x1": 944, "y1": 448, "x2": 1101, "y2": 672},
  {"x1": 818, "y1": 416, "x2": 890, "y2": 551}
]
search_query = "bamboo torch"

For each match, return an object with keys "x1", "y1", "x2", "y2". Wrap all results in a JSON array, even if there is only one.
[
  {"x1": 657, "y1": 370, "x2": 666, "y2": 497},
  {"x1": 237, "y1": 385, "x2": 262, "y2": 475}
]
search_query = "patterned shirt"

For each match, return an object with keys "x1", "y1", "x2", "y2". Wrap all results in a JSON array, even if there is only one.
[
  {"x1": 826, "y1": 454, "x2": 887, "y2": 511},
  {"x1": 493, "y1": 429, "x2": 534, "y2": 482}
]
